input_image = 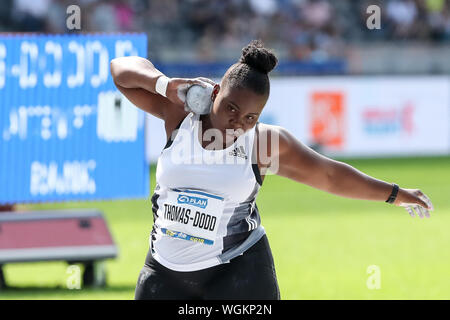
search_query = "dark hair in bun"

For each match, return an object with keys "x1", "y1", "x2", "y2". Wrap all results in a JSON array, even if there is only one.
[
  {"x1": 224, "y1": 40, "x2": 278, "y2": 96},
  {"x1": 239, "y1": 40, "x2": 278, "y2": 74}
]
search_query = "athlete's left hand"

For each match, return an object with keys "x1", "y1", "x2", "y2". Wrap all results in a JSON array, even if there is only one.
[
  {"x1": 196, "y1": 77, "x2": 217, "y2": 87},
  {"x1": 394, "y1": 188, "x2": 434, "y2": 218}
]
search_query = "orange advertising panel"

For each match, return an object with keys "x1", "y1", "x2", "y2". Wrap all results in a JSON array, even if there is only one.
[{"x1": 310, "y1": 92, "x2": 345, "y2": 150}]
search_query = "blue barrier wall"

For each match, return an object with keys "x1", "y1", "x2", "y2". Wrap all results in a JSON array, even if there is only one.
[{"x1": 0, "y1": 33, "x2": 149, "y2": 204}]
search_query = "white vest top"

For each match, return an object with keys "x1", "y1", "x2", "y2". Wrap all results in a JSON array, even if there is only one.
[{"x1": 150, "y1": 112, "x2": 265, "y2": 271}]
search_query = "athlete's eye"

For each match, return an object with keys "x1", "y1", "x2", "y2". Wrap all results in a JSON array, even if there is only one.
[{"x1": 228, "y1": 105, "x2": 237, "y2": 113}]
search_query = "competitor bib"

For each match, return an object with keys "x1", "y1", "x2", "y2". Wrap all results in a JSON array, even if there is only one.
[{"x1": 158, "y1": 188, "x2": 225, "y2": 245}]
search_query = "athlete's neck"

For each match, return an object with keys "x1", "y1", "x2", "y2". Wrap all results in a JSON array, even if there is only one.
[{"x1": 199, "y1": 114, "x2": 213, "y2": 132}]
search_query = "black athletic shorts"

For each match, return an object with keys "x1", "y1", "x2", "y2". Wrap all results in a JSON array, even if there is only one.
[{"x1": 134, "y1": 234, "x2": 280, "y2": 300}]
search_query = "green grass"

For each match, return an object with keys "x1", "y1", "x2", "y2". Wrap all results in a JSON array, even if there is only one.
[{"x1": 1, "y1": 156, "x2": 449, "y2": 300}]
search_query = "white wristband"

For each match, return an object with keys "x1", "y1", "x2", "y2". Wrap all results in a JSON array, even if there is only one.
[{"x1": 155, "y1": 75, "x2": 169, "y2": 97}]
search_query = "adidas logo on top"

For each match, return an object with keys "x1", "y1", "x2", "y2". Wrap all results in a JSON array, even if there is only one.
[{"x1": 229, "y1": 146, "x2": 248, "y2": 159}]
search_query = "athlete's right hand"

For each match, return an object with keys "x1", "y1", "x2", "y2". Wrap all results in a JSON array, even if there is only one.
[{"x1": 166, "y1": 78, "x2": 212, "y2": 108}]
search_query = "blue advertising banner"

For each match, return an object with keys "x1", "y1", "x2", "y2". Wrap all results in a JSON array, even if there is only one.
[{"x1": 0, "y1": 33, "x2": 149, "y2": 204}]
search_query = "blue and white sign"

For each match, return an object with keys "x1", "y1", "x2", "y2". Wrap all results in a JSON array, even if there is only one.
[{"x1": 0, "y1": 34, "x2": 149, "y2": 204}]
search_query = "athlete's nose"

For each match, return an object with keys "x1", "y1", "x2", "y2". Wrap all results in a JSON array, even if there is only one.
[{"x1": 229, "y1": 116, "x2": 243, "y2": 129}]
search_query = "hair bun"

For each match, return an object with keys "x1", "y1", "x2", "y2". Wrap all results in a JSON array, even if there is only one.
[{"x1": 239, "y1": 40, "x2": 278, "y2": 74}]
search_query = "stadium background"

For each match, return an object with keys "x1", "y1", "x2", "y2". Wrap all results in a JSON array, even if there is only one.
[{"x1": 1, "y1": 0, "x2": 450, "y2": 299}]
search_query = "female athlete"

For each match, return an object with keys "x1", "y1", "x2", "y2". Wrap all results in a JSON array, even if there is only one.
[{"x1": 110, "y1": 40, "x2": 434, "y2": 300}]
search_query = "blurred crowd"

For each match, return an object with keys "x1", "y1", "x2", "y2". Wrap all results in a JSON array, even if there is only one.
[{"x1": 1, "y1": 0, "x2": 450, "y2": 62}]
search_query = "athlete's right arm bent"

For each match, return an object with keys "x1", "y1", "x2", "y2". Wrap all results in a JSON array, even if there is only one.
[{"x1": 110, "y1": 56, "x2": 211, "y2": 134}]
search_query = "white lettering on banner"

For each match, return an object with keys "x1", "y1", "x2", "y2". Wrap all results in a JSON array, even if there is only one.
[
  {"x1": 115, "y1": 41, "x2": 138, "y2": 58},
  {"x1": 41, "y1": 115, "x2": 51, "y2": 140},
  {"x1": 57, "y1": 116, "x2": 68, "y2": 139},
  {"x1": 67, "y1": 41, "x2": 85, "y2": 88},
  {"x1": 30, "y1": 160, "x2": 96, "y2": 196},
  {"x1": 18, "y1": 107, "x2": 28, "y2": 139},
  {"x1": 65, "y1": 40, "x2": 136, "y2": 88},
  {"x1": 86, "y1": 41, "x2": 109, "y2": 88},
  {"x1": 0, "y1": 39, "x2": 141, "y2": 89},
  {"x1": 97, "y1": 91, "x2": 138, "y2": 142},
  {"x1": 10, "y1": 41, "x2": 39, "y2": 89},
  {"x1": 73, "y1": 105, "x2": 93, "y2": 129},
  {"x1": 43, "y1": 41, "x2": 62, "y2": 88},
  {"x1": 2, "y1": 105, "x2": 95, "y2": 141}
]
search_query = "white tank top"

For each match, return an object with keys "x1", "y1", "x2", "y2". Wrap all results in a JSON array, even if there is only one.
[{"x1": 150, "y1": 112, "x2": 265, "y2": 271}]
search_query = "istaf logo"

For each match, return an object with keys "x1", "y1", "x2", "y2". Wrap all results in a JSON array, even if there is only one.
[{"x1": 177, "y1": 194, "x2": 208, "y2": 209}]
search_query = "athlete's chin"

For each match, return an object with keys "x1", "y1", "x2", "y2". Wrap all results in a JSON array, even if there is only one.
[
  {"x1": 225, "y1": 132, "x2": 241, "y2": 139},
  {"x1": 224, "y1": 128, "x2": 245, "y2": 138}
]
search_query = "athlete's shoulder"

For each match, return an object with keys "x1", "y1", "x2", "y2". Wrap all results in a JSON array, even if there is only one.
[
  {"x1": 253, "y1": 122, "x2": 290, "y2": 172},
  {"x1": 255, "y1": 122, "x2": 283, "y2": 135},
  {"x1": 255, "y1": 122, "x2": 291, "y2": 153}
]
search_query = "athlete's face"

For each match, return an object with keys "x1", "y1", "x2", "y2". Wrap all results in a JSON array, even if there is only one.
[{"x1": 209, "y1": 81, "x2": 268, "y2": 139}]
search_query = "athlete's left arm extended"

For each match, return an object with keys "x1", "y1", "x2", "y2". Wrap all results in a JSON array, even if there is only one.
[{"x1": 263, "y1": 125, "x2": 434, "y2": 218}]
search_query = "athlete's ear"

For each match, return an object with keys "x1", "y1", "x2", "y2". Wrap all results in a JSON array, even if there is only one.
[{"x1": 212, "y1": 84, "x2": 220, "y2": 102}]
